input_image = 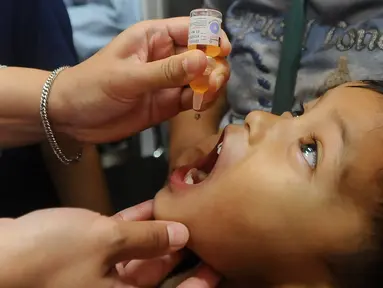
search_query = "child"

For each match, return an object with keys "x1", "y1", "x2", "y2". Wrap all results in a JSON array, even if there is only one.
[
  {"x1": 169, "y1": 0, "x2": 383, "y2": 170},
  {"x1": 157, "y1": 80, "x2": 383, "y2": 287}
]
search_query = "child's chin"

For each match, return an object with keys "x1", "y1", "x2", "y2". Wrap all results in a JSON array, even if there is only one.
[
  {"x1": 153, "y1": 186, "x2": 172, "y2": 220},
  {"x1": 153, "y1": 186, "x2": 188, "y2": 225}
]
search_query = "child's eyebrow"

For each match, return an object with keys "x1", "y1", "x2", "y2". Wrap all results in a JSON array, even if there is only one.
[
  {"x1": 316, "y1": 80, "x2": 383, "y2": 100},
  {"x1": 331, "y1": 110, "x2": 350, "y2": 147},
  {"x1": 310, "y1": 90, "x2": 350, "y2": 146},
  {"x1": 350, "y1": 80, "x2": 383, "y2": 95}
]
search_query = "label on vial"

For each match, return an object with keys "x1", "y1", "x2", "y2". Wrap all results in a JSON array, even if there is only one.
[{"x1": 188, "y1": 16, "x2": 222, "y2": 46}]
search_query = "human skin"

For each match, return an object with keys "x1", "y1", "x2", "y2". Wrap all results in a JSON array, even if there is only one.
[
  {"x1": 155, "y1": 82, "x2": 383, "y2": 286},
  {"x1": 0, "y1": 17, "x2": 231, "y2": 147}
]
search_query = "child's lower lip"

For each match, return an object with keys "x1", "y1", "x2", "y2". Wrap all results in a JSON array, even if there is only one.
[
  {"x1": 169, "y1": 166, "x2": 195, "y2": 191},
  {"x1": 168, "y1": 131, "x2": 226, "y2": 192},
  {"x1": 168, "y1": 157, "x2": 211, "y2": 191}
]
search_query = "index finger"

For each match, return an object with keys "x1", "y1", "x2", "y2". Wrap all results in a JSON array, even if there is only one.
[
  {"x1": 159, "y1": 17, "x2": 231, "y2": 57},
  {"x1": 113, "y1": 200, "x2": 154, "y2": 222},
  {"x1": 107, "y1": 220, "x2": 189, "y2": 264},
  {"x1": 177, "y1": 264, "x2": 221, "y2": 288},
  {"x1": 118, "y1": 253, "x2": 184, "y2": 287}
]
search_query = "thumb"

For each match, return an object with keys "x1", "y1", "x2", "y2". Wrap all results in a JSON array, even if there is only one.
[
  {"x1": 137, "y1": 50, "x2": 207, "y2": 90},
  {"x1": 107, "y1": 220, "x2": 189, "y2": 264}
]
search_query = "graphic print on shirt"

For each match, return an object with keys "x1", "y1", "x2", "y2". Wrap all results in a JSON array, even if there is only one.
[{"x1": 223, "y1": 0, "x2": 383, "y2": 125}]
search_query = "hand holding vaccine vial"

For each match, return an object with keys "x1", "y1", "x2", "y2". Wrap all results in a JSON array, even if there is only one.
[{"x1": 188, "y1": 9, "x2": 223, "y2": 111}]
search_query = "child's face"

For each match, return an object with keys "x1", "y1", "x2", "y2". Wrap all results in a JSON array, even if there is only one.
[{"x1": 154, "y1": 82, "x2": 383, "y2": 284}]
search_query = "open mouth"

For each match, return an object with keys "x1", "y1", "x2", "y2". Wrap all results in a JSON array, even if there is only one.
[{"x1": 170, "y1": 132, "x2": 225, "y2": 187}]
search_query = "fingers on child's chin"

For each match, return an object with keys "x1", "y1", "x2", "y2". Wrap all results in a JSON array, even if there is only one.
[{"x1": 178, "y1": 264, "x2": 221, "y2": 288}]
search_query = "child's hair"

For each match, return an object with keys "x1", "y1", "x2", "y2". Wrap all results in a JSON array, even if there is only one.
[
  {"x1": 322, "y1": 80, "x2": 383, "y2": 288},
  {"x1": 325, "y1": 214, "x2": 383, "y2": 288}
]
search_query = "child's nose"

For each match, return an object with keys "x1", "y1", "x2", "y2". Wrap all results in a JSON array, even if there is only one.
[{"x1": 245, "y1": 110, "x2": 280, "y2": 143}]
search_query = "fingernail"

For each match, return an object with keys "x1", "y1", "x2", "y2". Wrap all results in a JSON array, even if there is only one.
[
  {"x1": 182, "y1": 57, "x2": 199, "y2": 75},
  {"x1": 203, "y1": 56, "x2": 217, "y2": 76},
  {"x1": 215, "y1": 75, "x2": 225, "y2": 92},
  {"x1": 167, "y1": 223, "x2": 189, "y2": 249},
  {"x1": 183, "y1": 51, "x2": 205, "y2": 75}
]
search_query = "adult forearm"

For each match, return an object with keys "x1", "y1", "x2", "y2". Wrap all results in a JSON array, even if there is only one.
[
  {"x1": 42, "y1": 143, "x2": 114, "y2": 215},
  {"x1": 0, "y1": 67, "x2": 66, "y2": 147}
]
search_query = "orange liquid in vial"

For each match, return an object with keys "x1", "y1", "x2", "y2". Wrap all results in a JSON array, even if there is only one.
[
  {"x1": 188, "y1": 44, "x2": 221, "y2": 93},
  {"x1": 188, "y1": 44, "x2": 221, "y2": 58}
]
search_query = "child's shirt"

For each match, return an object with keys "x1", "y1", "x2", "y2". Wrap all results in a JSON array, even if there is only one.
[
  {"x1": 204, "y1": 0, "x2": 383, "y2": 125},
  {"x1": 64, "y1": 0, "x2": 142, "y2": 61}
]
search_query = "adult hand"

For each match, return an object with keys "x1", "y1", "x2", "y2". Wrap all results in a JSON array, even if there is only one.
[
  {"x1": 0, "y1": 201, "x2": 219, "y2": 288},
  {"x1": 52, "y1": 17, "x2": 231, "y2": 143},
  {"x1": 115, "y1": 201, "x2": 221, "y2": 288}
]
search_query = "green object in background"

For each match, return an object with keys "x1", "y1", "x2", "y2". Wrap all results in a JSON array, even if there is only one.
[{"x1": 272, "y1": 0, "x2": 307, "y2": 115}]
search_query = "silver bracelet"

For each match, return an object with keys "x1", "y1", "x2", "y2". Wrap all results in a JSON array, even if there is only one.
[{"x1": 40, "y1": 66, "x2": 83, "y2": 165}]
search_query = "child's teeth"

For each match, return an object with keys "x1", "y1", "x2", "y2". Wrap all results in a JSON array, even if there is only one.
[
  {"x1": 185, "y1": 176, "x2": 194, "y2": 185},
  {"x1": 184, "y1": 173, "x2": 194, "y2": 184},
  {"x1": 217, "y1": 142, "x2": 223, "y2": 155},
  {"x1": 196, "y1": 171, "x2": 208, "y2": 181},
  {"x1": 184, "y1": 169, "x2": 196, "y2": 184},
  {"x1": 184, "y1": 169, "x2": 208, "y2": 184}
]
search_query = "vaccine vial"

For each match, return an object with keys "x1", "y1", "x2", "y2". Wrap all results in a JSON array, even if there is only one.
[{"x1": 188, "y1": 8, "x2": 223, "y2": 111}]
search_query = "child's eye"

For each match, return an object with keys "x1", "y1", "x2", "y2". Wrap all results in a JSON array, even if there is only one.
[
  {"x1": 291, "y1": 102, "x2": 305, "y2": 117},
  {"x1": 300, "y1": 142, "x2": 317, "y2": 169}
]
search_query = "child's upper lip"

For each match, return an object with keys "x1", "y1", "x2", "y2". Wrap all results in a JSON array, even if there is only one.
[
  {"x1": 168, "y1": 126, "x2": 248, "y2": 192},
  {"x1": 168, "y1": 131, "x2": 225, "y2": 191}
]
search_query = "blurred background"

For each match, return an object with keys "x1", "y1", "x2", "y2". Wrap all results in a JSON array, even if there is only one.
[{"x1": 64, "y1": 0, "x2": 203, "y2": 211}]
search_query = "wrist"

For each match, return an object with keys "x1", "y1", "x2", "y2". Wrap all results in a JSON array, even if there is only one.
[
  {"x1": 40, "y1": 67, "x2": 86, "y2": 165},
  {"x1": 47, "y1": 67, "x2": 79, "y2": 140}
]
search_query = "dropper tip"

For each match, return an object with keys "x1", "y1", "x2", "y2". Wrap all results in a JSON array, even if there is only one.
[{"x1": 193, "y1": 92, "x2": 204, "y2": 111}]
